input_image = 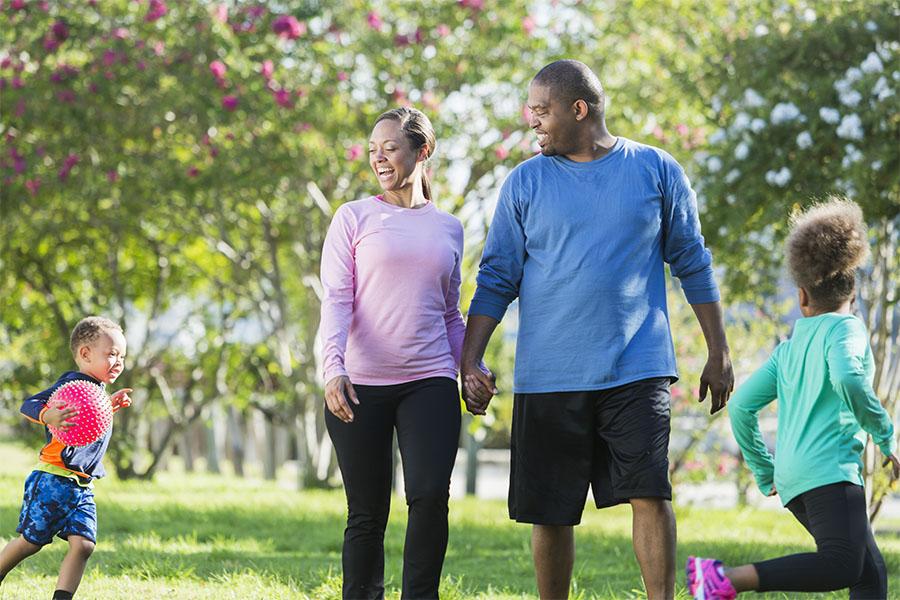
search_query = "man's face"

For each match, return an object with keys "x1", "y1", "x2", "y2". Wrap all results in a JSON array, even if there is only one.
[{"x1": 526, "y1": 82, "x2": 576, "y2": 157}]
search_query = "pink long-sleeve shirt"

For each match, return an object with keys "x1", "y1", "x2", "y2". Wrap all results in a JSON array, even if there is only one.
[{"x1": 320, "y1": 195, "x2": 466, "y2": 386}]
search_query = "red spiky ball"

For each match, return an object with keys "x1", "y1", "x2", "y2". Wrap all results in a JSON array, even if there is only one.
[{"x1": 47, "y1": 380, "x2": 113, "y2": 447}]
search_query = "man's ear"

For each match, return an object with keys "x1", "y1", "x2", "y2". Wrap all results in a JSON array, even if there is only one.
[{"x1": 573, "y1": 99, "x2": 589, "y2": 121}]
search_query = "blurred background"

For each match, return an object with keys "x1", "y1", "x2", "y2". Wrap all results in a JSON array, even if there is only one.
[{"x1": 1, "y1": 0, "x2": 897, "y2": 519}]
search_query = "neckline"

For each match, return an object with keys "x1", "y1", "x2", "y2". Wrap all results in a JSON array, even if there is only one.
[
  {"x1": 373, "y1": 195, "x2": 436, "y2": 215},
  {"x1": 550, "y1": 137, "x2": 625, "y2": 169}
]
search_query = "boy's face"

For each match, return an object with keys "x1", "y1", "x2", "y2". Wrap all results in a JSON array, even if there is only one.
[{"x1": 76, "y1": 329, "x2": 127, "y2": 384}]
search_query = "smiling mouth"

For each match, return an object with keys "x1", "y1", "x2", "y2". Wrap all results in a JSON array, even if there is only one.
[
  {"x1": 376, "y1": 166, "x2": 395, "y2": 180},
  {"x1": 535, "y1": 132, "x2": 549, "y2": 146}
]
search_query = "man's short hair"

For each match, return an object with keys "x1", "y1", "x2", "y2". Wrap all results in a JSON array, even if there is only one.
[
  {"x1": 70, "y1": 316, "x2": 123, "y2": 358},
  {"x1": 532, "y1": 60, "x2": 605, "y2": 119}
]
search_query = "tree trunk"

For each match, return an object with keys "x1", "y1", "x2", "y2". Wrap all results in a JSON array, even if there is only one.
[{"x1": 228, "y1": 405, "x2": 245, "y2": 477}]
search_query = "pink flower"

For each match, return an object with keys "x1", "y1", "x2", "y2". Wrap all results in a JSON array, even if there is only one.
[
  {"x1": 522, "y1": 16, "x2": 536, "y2": 35},
  {"x1": 222, "y1": 95, "x2": 238, "y2": 111},
  {"x1": 436, "y1": 24, "x2": 451, "y2": 37},
  {"x1": 651, "y1": 126, "x2": 665, "y2": 141},
  {"x1": 51, "y1": 20, "x2": 69, "y2": 42},
  {"x1": 272, "y1": 88, "x2": 293, "y2": 108},
  {"x1": 209, "y1": 146, "x2": 219, "y2": 158},
  {"x1": 414, "y1": 28, "x2": 425, "y2": 44},
  {"x1": 43, "y1": 37, "x2": 59, "y2": 52},
  {"x1": 494, "y1": 145, "x2": 509, "y2": 160},
  {"x1": 394, "y1": 33, "x2": 410, "y2": 47},
  {"x1": 209, "y1": 60, "x2": 226, "y2": 79},
  {"x1": 107, "y1": 170, "x2": 118, "y2": 182},
  {"x1": 153, "y1": 41, "x2": 165, "y2": 56},
  {"x1": 458, "y1": 0, "x2": 484, "y2": 9},
  {"x1": 260, "y1": 59, "x2": 274, "y2": 79},
  {"x1": 10, "y1": 0, "x2": 25, "y2": 10},
  {"x1": 521, "y1": 104, "x2": 532, "y2": 125},
  {"x1": 337, "y1": 71, "x2": 349, "y2": 82},
  {"x1": 272, "y1": 15, "x2": 306, "y2": 39},
  {"x1": 675, "y1": 123, "x2": 689, "y2": 136},
  {"x1": 137, "y1": 60, "x2": 146, "y2": 71},
  {"x1": 102, "y1": 50, "x2": 117, "y2": 67},
  {"x1": 11, "y1": 76, "x2": 23, "y2": 89},
  {"x1": 187, "y1": 166, "x2": 199, "y2": 177},
  {"x1": 346, "y1": 144, "x2": 363, "y2": 161},
  {"x1": 214, "y1": 4, "x2": 228, "y2": 23},
  {"x1": 58, "y1": 153, "x2": 79, "y2": 181},
  {"x1": 57, "y1": 90, "x2": 76, "y2": 103},
  {"x1": 112, "y1": 27, "x2": 129, "y2": 40},
  {"x1": 0, "y1": 57, "x2": 11, "y2": 69},
  {"x1": 25, "y1": 178, "x2": 41, "y2": 195},
  {"x1": 366, "y1": 11, "x2": 382, "y2": 31},
  {"x1": 14, "y1": 99, "x2": 25, "y2": 117},
  {"x1": 422, "y1": 90, "x2": 439, "y2": 110},
  {"x1": 146, "y1": 0, "x2": 167, "y2": 22}
]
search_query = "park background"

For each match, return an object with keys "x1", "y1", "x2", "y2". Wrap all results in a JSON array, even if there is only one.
[{"x1": 0, "y1": 0, "x2": 897, "y2": 598}]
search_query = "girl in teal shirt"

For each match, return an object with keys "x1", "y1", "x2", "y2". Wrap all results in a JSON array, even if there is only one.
[{"x1": 687, "y1": 198, "x2": 899, "y2": 599}]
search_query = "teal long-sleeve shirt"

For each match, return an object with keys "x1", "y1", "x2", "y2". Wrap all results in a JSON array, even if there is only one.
[{"x1": 729, "y1": 313, "x2": 895, "y2": 505}]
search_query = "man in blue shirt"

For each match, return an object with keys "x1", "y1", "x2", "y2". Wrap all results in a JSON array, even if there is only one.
[{"x1": 461, "y1": 60, "x2": 734, "y2": 600}]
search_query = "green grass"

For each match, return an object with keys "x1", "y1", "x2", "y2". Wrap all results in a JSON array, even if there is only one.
[{"x1": 0, "y1": 440, "x2": 898, "y2": 599}]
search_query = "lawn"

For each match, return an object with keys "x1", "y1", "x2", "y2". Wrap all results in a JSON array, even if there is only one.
[{"x1": 0, "y1": 440, "x2": 897, "y2": 599}]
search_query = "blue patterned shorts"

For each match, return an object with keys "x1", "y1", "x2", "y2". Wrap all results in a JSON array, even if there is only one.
[{"x1": 16, "y1": 470, "x2": 97, "y2": 546}]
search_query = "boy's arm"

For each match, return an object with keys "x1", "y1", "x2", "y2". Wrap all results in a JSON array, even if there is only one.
[
  {"x1": 728, "y1": 353, "x2": 779, "y2": 495},
  {"x1": 20, "y1": 386, "x2": 54, "y2": 424},
  {"x1": 828, "y1": 319, "x2": 896, "y2": 456}
]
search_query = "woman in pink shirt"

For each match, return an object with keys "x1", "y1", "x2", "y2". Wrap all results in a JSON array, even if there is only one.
[{"x1": 320, "y1": 107, "x2": 469, "y2": 600}]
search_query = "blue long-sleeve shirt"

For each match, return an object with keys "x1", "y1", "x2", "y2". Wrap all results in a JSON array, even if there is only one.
[
  {"x1": 469, "y1": 137, "x2": 719, "y2": 393},
  {"x1": 21, "y1": 371, "x2": 112, "y2": 484}
]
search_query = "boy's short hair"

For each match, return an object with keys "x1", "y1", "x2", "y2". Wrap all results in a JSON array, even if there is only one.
[
  {"x1": 785, "y1": 197, "x2": 869, "y2": 310},
  {"x1": 70, "y1": 316, "x2": 123, "y2": 359}
]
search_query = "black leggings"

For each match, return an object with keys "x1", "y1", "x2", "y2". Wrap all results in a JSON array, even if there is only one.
[
  {"x1": 325, "y1": 377, "x2": 461, "y2": 600},
  {"x1": 755, "y1": 482, "x2": 887, "y2": 599}
]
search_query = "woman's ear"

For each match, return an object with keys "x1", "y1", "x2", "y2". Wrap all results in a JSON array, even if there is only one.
[
  {"x1": 417, "y1": 144, "x2": 430, "y2": 163},
  {"x1": 798, "y1": 287, "x2": 810, "y2": 311}
]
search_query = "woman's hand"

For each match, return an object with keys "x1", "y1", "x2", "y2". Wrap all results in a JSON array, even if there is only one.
[{"x1": 325, "y1": 376, "x2": 359, "y2": 423}]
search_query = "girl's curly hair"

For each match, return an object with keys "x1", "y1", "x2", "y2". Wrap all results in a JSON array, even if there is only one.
[{"x1": 785, "y1": 197, "x2": 869, "y2": 311}]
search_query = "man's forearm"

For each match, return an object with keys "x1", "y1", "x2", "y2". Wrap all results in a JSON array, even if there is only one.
[
  {"x1": 690, "y1": 301, "x2": 730, "y2": 353},
  {"x1": 462, "y1": 314, "x2": 501, "y2": 367}
]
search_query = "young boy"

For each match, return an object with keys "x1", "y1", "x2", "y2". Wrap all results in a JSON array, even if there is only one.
[
  {"x1": 0, "y1": 316, "x2": 133, "y2": 600},
  {"x1": 687, "y1": 198, "x2": 899, "y2": 599}
]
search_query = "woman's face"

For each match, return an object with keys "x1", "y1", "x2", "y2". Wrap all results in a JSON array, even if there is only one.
[{"x1": 368, "y1": 119, "x2": 425, "y2": 193}]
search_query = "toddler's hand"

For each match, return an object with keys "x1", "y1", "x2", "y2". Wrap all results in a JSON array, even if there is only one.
[
  {"x1": 42, "y1": 406, "x2": 78, "y2": 429},
  {"x1": 110, "y1": 388, "x2": 133, "y2": 413}
]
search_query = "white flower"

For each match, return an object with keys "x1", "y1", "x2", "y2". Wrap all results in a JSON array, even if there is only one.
[
  {"x1": 796, "y1": 131, "x2": 813, "y2": 149},
  {"x1": 844, "y1": 67, "x2": 863, "y2": 83},
  {"x1": 765, "y1": 167, "x2": 792, "y2": 187},
  {"x1": 865, "y1": 20, "x2": 877, "y2": 32},
  {"x1": 711, "y1": 95, "x2": 723, "y2": 113},
  {"x1": 873, "y1": 76, "x2": 895, "y2": 101},
  {"x1": 751, "y1": 118, "x2": 766, "y2": 133},
  {"x1": 732, "y1": 112, "x2": 751, "y2": 131},
  {"x1": 706, "y1": 156, "x2": 723, "y2": 173},
  {"x1": 771, "y1": 102, "x2": 801, "y2": 124},
  {"x1": 819, "y1": 107, "x2": 841, "y2": 124},
  {"x1": 743, "y1": 88, "x2": 765, "y2": 108},
  {"x1": 725, "y1": 169, "x2": 741, "y2": 184},
  {"x1": 841, "y1": 144, "x2": 862, "y2": 168},
  {"x1": 734, "y1": 142, "x2": 750, "y2": 160},
  {"x1": 803, "y1": 9, "x2": 817, "y2": 23},
  {"x1": 754, "y1": 24, "x2": 769, "y2": 36},
  {"x1": 839, "y1": 89, "x2": 862, "y2": 107},
  {"x1": 861, "y1": 52, "x2": 884, "y2": 74},
  {"x1": 877, "y1": 42, "x2": 895, "y2": 61},
  {"x1": 836, "y1": 114, "x2": 864, "y2": 140},
  {"x1": 708, "y1": 128, "x2": 727, "y2": 145},
  {"x1": 872, "y1": 160, "x2": 883, "y2": 171},
  {"x1": 834, "y1": 78, "x2": 853, "y2": 94}
]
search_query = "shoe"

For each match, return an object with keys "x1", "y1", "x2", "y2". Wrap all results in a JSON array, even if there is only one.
[{"x1": 686, "y1": 555, "x2": 737, "y2": 600}]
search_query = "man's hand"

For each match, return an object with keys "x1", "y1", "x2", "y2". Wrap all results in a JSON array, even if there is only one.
[
  {"x1": 699, "y1": 349, "x2": 734, "y2": 415},
  {"x1": 461, "y1": 361, "x2": 497, "y2": 416},
  {"x1": 42, "y1": 406, "x2": 78, "y2": 429},
  {"x1": 110, "y1": 388, "x2": 133, "y2": 413},
  {"x1": 325, "y1": 375, "x2": 359, "y2": 423}
]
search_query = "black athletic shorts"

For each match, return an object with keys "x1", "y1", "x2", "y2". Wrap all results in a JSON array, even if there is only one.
[{"x1": 508, "y1": 377, "x2": 672, "y2": 525}]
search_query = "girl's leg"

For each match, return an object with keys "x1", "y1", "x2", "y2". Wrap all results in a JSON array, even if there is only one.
[
  {"x1": 753, "y1": 482, "x2": 870, "y2": 593},
  {"x1": 395, "y1": 378, "x2": 461, "y2": 600},
  {"x1": 848, "y1": 521, "x2": 887, "y2": 599},
  {"x1": 326, "y1": 384, "x2": 398, "y2": 600},
  {"x1": 55, "y1": 535, "x2": 94, "y2": 593},
  {"x1": 0, "y1": 535, "x2": 41, "y2": 582}
]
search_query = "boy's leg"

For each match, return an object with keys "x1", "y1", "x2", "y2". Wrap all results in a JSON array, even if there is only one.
[
  {"x1": 325, "y1": 383, "x2": 396, "y2": 600},
  {"x1": 55, "y1": 535, "x2": 94, "y2": 594},
  {"x1": 0, "y1": 535, "x2": 42, "y2": 582},
  {"x1": 394, "y1": 378, "x2": 461, "y2": 599}
]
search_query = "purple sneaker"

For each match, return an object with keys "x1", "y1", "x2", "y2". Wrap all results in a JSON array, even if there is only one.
[{"x1": 686, "y1": 556, "x2": 737, "y2": 600}]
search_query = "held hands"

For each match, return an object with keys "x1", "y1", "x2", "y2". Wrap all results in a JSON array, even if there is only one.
[
  {"x1": 110, "y1": 388, "x2": 133, "y2": 413},
  {"x1": 325, "y1": 375, "x2": 359, "y2": 423},
  {"x1": 461, "y1": 361, "x2": 497, "y2": 416},
  {"x1": 698, "y1": 349, "x2": 734, "y2": 415}
]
